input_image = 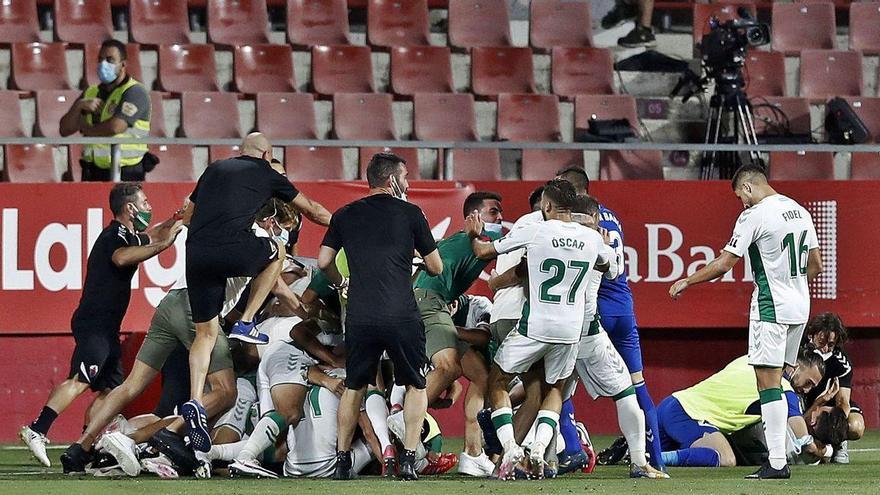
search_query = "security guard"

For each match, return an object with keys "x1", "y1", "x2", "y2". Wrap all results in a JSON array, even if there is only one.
[{"x1": 60, "y1": 39, "x2": 151, "y2": 181}]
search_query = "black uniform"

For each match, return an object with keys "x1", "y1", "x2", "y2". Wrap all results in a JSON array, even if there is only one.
[
  {"x1": 186, "y1": 156, "x2": 299, "y2": 323},
  {"x1": 69, "y1": 220, "x2": 150, "y2": 391},
  {"x1": 321, "y1": 194, "x2": 437, "y2": 389},
  {"x1": 804, "y1": 347, "x2": 856, "y2": 411}
]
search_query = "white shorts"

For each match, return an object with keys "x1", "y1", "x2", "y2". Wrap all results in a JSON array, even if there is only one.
[
  {"x1": 283, "y1": 439, "x2": 371, "y2": 478},
  {"x1": 494, "y1": 331, "x2": 577, "y2": 384},
  {"x1": 574, "y1": 331, "x2": 633, "y2": 400},
  {"x1": 214, "y1": 377, "x2": 258, "y2": 436},
  {"x1": 258, "y1": 341, "x2": 317, "y2": 414},
  {"x1": 747, "y1": 320, "x2": 806, "y2": 368}
]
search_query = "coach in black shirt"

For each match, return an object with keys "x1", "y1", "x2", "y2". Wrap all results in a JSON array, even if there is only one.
[
  {"x1": 319, "y1": 152, "x2": 442, "y2": 480},
  {"x1": 182, "y1": 132, "x2": 331, "y2": 452}
]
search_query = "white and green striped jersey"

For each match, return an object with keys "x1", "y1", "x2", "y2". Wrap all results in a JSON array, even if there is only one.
[
  {"x1": 723, "y1": 194, "x2": 818, "y2": 324},
  {"x1": 493, "y1": 218, "x2": 609, "y2": 344}
]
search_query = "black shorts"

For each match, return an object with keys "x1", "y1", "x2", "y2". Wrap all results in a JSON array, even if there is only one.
[
  {"x1": 186, "y1": 235, "x2": 278, "y2": 323},
  {"x1": 68, "y1": 330, "x2": 123, "y2": 392},
  {"x1": 344, "y1": 319, "x2": 428, "y2": 390}
]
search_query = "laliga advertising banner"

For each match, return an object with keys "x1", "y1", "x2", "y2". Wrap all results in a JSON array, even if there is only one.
[{"x1": 0, "y1": 180, "x2": 878, "y2": 334}]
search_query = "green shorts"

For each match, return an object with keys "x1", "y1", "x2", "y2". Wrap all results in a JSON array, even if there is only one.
[
  {"x1": 489, "y1": 319, "x2": 519, "y2": 345},
  {"x1": 415, "y1": 288, "x2": 468, "y2": 359},
  {"x1": 136, "y1": 289, "x2": 233, "y2": 374}
]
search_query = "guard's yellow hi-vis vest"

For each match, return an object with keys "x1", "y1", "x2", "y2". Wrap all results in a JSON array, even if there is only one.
[{"x1": 82, "y1": 78, "x2": 149, "y2": 168}]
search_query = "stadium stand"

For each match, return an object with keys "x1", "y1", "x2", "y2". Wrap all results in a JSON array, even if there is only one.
[
  {"x1": 496, "y1": 94, "x2": 562, "y2": 142},
  {"x1": 0, "y1": 0, "x2": 40, "y2": 43},
  {"x1": 311, "y1": 45, "x2": 375, "y2": 97},
  {"x1": 843, "y1": 97, "x2": 880, "y2": 143},
  {"x1": 53, "y1": 0, "x2": 113, "y2": 45},
  {"x1": 208, "y1": 144, "x2": 242, "y2": 162},
  {"x1": 751, "y1": 96, "x2": 812, "y2": 136},
  {"x1": 413, "y1": 93, "x2": 478, "y2": 141},
  {"x1": 147, "y1": 144, "x2": 196, "y2": 181},
  {"x1": 358, "y1": 147, "x2": 421, "y2": 179},
  {"x1": 82, "y1": 43, "x2": 143, "y2": 89},
  {"x1": 0, "y1": 91, "x2": 26, "y2": 137},
  {"x1": 149, "y1": 92, "x2": 167, "y2": 137},
  {"x1": 799, "y1": 50, "x2": 864, "y2": 102},
  {"x1": 693, "y1": 3, "x2": 756, "y2": 52},
  {"x1": 35, "y1": 90, "x2": 81, "y2": 137},
  {"x1": 448, "y1": 0, "x2": 512, "y2": 49},
  {"x1": 207, "y1": 0, "x2": 270, "y2": 46},
  {"x1": 849, "y1": 2, "x2": 880, "y2": 54},
  {"x1": 771, "y1": 1, "x2": 836, "y2": 55},
  {"x1": 471, "y1": 47, "x2": 536, "y2": 98},
  {"x1": 390, "y1": 46, "x2": 455, "y2": 97},
  {"x1": 743, "y1": 50, "x2": 787, "y2": 97},
  {"x1": 129, "y1": 0, "x2": 192, "y2": 45},
  {"x1": 332, "y1": 93, "x2": 397, "y2": 140},
  {"x1": 2, "y1": 144, "x2": 61, "y2": 183},
  {"x1": 283, "y1": 146, "x2": 346, "y2": 180},
  {"x1": 233, "y1": 44, "x2": 297, "y2": 94},
  {"x1": 768, "y1": 151, "x2": 835, "y2": 180},
  {"x1": 448, "y1": 148, "x2": 502, "y2": 180},
  {"x1": 551, "y1": 47, "x2": 616, "y2": 99},
  {"x1": 10, "y1": 42, "x2": 71, "y2": 91},
  {"x1": 521, "y1": 149, "x2": 585, "y2": 180},
  {"x1": 850, "y1": 152, "x2": 880, "y2": 178},
  {"x1": 529, "y1": 0, "x2": 593, "y2": 52},
  {"x1": 256, "y1": 92, "x2": 319, "y2": 139},
  {"x1": 157, "y1": 44, "x2": 220, "y2": 93},
  {"x1": 179, "y1": 91, "x2": 241, "y2": 138},
  {"x1": 287, "y1": 0, "x2": 351, "y2": 47},
  {"x1": 367, "y1": 0, "x2": 431, "y2": 49}
]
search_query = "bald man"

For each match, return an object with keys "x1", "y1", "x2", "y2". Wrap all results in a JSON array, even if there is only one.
[{"x1": 181, "y1": 133, "x2": 331, "y2": 453}]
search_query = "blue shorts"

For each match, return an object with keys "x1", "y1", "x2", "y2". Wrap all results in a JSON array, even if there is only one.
[
  {"x1": 657, "y1": 396, "x2": 720, "y2": 451},
  {"x1": 602, "y1": 314, "x2": 643, "y2": 374}
]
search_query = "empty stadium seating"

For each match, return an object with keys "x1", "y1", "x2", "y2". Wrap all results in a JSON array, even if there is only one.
[
  {"x1": 284, "y1": 146, "x2": 346, "y2": 180},
  {"x1": 332, "y1": 93, "x2": 396, "y2": 140},
  {"x1": 850, "y1": 153, "x2": 880, "y2": 179},
  {"x1": 311, "y1": 45, "x2": 375, "y2": 97},
  {"x1": 0, "y1": 92, "x2": 26, "y2": 137},
  {"x1": 842, "y1": 97, "x2": 880, "y2": 143},
  {"x1": 35, "y1": 90, "x2": 80, "y2": 137},
  {"x1": 157, "y1": 44, "x2": 220, "y2": 93},
  {"x1": 551, "y1": 47, "x2": 615, "y2": 99},
  {"x1": 358, "y1": 147, "x2": 421, "y2": 179},
  {"x1": 521, "y1": 149, "x2": 585, "y2": 180},
  {"x1": 3, "y1": 144, "x2": 62, "y2": 183},
  {"x1": 471, "y1": 47, "x2": 536, "y2": 98},
  {"x1": 390, "y1": 46, "x2": 455, "y2": 96},
  {"x1": 529, "y1": 0, "x2": 593, "y2": 51},
  {"x1": 287, "y1": 0, "x2": 351, "y2": 47},
  {"x1": 208, "y1": 145, "x2": 242, "y2": 162},
  {"x1": 448, "y1": 0, "x2": 512, "y2": 49},
  {"x1": 82, "y1": 43, "x2": 143, "y2": 89},
  {"x1": 367, "y1": 0, "x2": 431, "y2": 49},
  {"x1": 601, "y1": 150, "x2": 665, "y2": 180},
  {"x1": 752, "y1": 96, "x2": 811, "y2": 136},
  {"x1": 799, "y1": 50, "x2": 863, "y2": 101},
  {"x1": 849, "y1": 2, "x2": 880, "y2": 54},
  {"x1": 179, "y1": 91, "x2": 241, "y2": 138},
  {"x1": 129, "y1": 0, "x2": 192, "y2": 45},
  {"x1": 768, "y1": 151, "x2": 835, "y2": 180},
  {"x1": 149, "y1": 92, "x2": 167, "y2": 137},
  {"x1": 53, "y1": 0, "x2": 113, "y2": 45},
  {"x1": 10, "y1": 42, "x2": 71, "y2": 91},
  {"x1": 207, "y1": 0, "x2": 270, "y2": 46},
  {"x1": 147, "y1": 144, "x2": 196, "y2": 181},
  {"x1": 744, "y1": 50, "x2": 787, "y2": 97},
  {"x1": 413, "y1": 93, "x2": 478, "y2": 141},
  {"x1": 234, "y1": 45, "x2": 297, "y2": 94},
  {"x1": 448, "y1": 148, "x2": 502, "y2": 180},
  {"x1": 256, "y1": 92, "x2": 318, "y2": 139},
  {"x1": 771, "y1": 2, "x2": 836, "y2": 54},
  {"x1": 497, "y1": 94, "x2": 561, "y2": 142},
  {"x1": 0, "y1": 1, "x2": 40, "y2": 43},
  {"x1": 574, "y1": 95, "x2": 640, "y2": 128}
]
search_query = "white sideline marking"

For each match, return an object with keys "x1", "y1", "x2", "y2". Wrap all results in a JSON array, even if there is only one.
[
  {"x1": 850, "y1": 448, "x2": 880, "y2": 452},
  {"x1": 1, "y1": 471, "x2": 54, "y2": 476},
  {"x1": 1, "y1": 445, "x2": 65, "y2": 450}
]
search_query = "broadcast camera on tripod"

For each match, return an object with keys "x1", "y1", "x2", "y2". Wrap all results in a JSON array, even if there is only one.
[{"x1": 671, "y1": 7, "x2": 771, "y2": 179}]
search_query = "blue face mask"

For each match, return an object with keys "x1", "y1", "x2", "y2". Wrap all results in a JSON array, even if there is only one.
[
  {"x1": 273, "y1": 225, "x2": 290, "y2": 246},
  {"x1": 98, "y1": 60, "x2": 119, "y2": 84}
]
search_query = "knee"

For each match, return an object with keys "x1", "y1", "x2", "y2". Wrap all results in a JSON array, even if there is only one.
[
  {"x1": 718, "y1": 451, "x2": 737, "y2": 468},
  {"x1": 848, "y1": 413, "x2": 865, "y2": 441}
]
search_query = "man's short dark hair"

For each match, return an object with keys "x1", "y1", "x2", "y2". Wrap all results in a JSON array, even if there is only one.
[
  {"x1": 462, "y1": 191, "x2": 502, "y2": 218},
  {"x1": 813, "y1": 407, "x2": 848, "y2": 446},
  {"x1": 798, "y1": 346, "x2": 826, "y2": 377},
  {"x1": 731, "y1": 164, "x2": 768, "y2": 190},
  {"x1": 542, "y1": 178, "x2": 577, "y2": 211},
  {"x1": 366, "y1": 152, "x2": 406, "y2": 188},
  {"x1": 100, "y1": 39, "x2": 127, "y2": 61},
  {"x1": 528, "y1": 186, "x2": 544, "y2": 210},
  {"x1": 556, "y1": 166, "x2": 590, "y2": 194},
  {"x1": 805, "y1": 312, "x2": 849, "y2": 347},
  {"x1": 573, "y1": 195, "x2": 600, "y2": 216},
  {"x1": 109, "y1": 182, "x2": 142, "y2": 216}
]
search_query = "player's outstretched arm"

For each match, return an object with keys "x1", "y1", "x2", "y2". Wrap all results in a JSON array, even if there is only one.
[
  {"x1": 111, "y1": 220, "x2": 183, "y2": 267},
  {"x1": 807, "y1": 247, "x2": 824, "y2": 283},
  {"x1": 669, "y1": 250, "x2": 740, "y2": 299},
  {"x1": 290, "y1": 192, "x2": 332, "y2": 227},
  {"x1": 318, "y1": 246, "x2": 343, "y2": 285}
]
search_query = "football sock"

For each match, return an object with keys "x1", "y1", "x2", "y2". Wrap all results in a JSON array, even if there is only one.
[
  {"x1": 760, "y1": 387, "x2": 787, "y2": 470},
  {"x1": 390, "y1": 385, "x2": 406, "y2": 411},
  {"x1": 209, "y1": 438, "x2": 249, "y2": 462},
  {"x1": 614, "y1": 389, "x2": 647, "y2": 467},
  {"x1": 661, "y1": 447, "x2": 720, "y2": 467},
  {"x1": 634, "y1": 381, "x2": 664, "y2": 468},
  {"x1": 559, "y1": 399, "x2": 583, "y2": 456},
  {"x1": 30, "y1": 406, "x2": 59, "y2": 436},
  {"x1": 238, "y1": 411, "x2": 285, "y2": 462},
  {"x1": 365, "y1": 390, "x2": 392, "y2": 451},
  {"x1": 534, "y1": 410, "x2": 560, "y2": 453},
  {"x1": 491, "y1": 407, "x2": 515, "y2": 449}
]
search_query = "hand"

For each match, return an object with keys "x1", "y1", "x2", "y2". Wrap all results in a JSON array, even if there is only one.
[
  {"x1": 599, "y1": 227, "x2": 611, "y2": 245},
  {"x1": 669, "y1": 279, "x2": 689, "y2": 299},
  {"x1": 817, "y1": 377, "x2": 840, "y2": 405},
  {"x1": 327, "y1": 377, "x2": 346, "y2": 398},
  {"x1": 464, "y1": 211, "x2": 484, "y2": 239},
  {"x1": 79, "y1": 98, "x2": 102, "y2": 114}
]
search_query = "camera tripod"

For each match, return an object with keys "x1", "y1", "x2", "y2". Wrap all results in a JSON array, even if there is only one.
[{"x1": 699, "y1": 74, "x2": 764, "y2": 180}]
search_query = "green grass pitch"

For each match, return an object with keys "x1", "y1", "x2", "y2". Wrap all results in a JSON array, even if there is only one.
[{"x1": 2, "y1": 433, "x2": 878, "y2": 494}]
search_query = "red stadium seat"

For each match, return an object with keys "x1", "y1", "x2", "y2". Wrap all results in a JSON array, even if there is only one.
[
  {"x1": 208, "y1": 145, "x2": 242, "y2": 163},
  {"x1": 449, "y1": 148, "x2": 501, "y2": 180},
  {"x1": 497, "y1": 94, "x2": 561, "y2": 142},
  {"x1": 693, "y1": 3, "x2": 756, "y2": 53},
  {"x1": 521, "y1": 149, "x2": 584, "y2": 180},
  {"x1": 850, "y1": 152, "x2": 880, "y2": 179},
  {"x1": 35, "y1": 90, "x2": 80, "y2": 137},
  {"x1": 333, "y1": 93, "x2": 396, "y2": 140},
  {"x1": 771, "y1": 2, "x2": 836, "y2": 55},
  {"x1": 0, "y1": 1, "x2": 40, "y2": 43},
  {"x1": 799, "y1": 50, "x2": 863, "y2": 102},
  {"x1": 358, "y1": 147, "x2": 421, "y2": 179},
  {"x1": 179, "y1": 92, "x2": 241, "y2": 138},
  {"x1": 0, "y1": 91, "x2": 25, "y2": 137},
  {"x1": 551, "y1": 47, "x2": 615, "y2": 99},
  {"x1": 471, "y1": 47, "x2": 536, "y2": 98},
  {"x1": 207, "y1": 0, "x2": 270, "y2": 46},
  {"x1": 390, "y1": 46, "x2": 454, "y2": 97},
  {"x1": 130, "y1": 0, "x2": 191, "y2": 45},
  {"x1": 82, "y1": 43, "x2": 143, "y2": 89},
  {"x1": 600, "y1": 151, "x2": 664, "y2": 180},
  {"x1": 744, "y1": 50, "x2": 786, "y2": 97},
  {"x1": 3, "y1": 144, "x2": 62, "y2": 182},
  {"x1": 149, "y1": 91, "x2": 167, "y2": 137},
  {"x1": 849, "y1": 2, "x2": 880, "y2": 55},
  {"x1": 10, "y1": 42, "x2": 71, "y2": 91},
  {"x1": 157, "y1": 44, "x2": 220, "y2": 93},
  {"x1": 234, "y1": 45, "x2": 296, "y2": 94},
  {"x1": 842, "y1": 97, "x2": 880, "y2": 143},
  {"x1": 574, "y1": 95, "x2": 639, "y2": 129},
  {"x1": 287, "y1": 0, "x2": 351, "y2": 47},
  {"x1": 448, "y1": 0, "x2": 512, "y2": 50},
  {"x1": 413, "y1": 93, "x2": 478, "y2": 141},
  {"x1": 311, "y1": 45, "x2": 375, "y2": 97},
  {"x1": 768, "y1": 151, "x2": 835, "y2": 180},
  {"x1": 284, "y1": 146, "x2": 346, "y2": 180},
  {"x1": 256, "y1": 92, "x2": 318, "y2": 139},
  {"x1": 53, "y1": 0, "x2": 112, "y2": 44},
  {"x1": 752, "y1": 96, "x2": 811, "y2": 136},
  {"x1": 529, "y1": 0, "x2": 593, "y2": 51},
  {"x1": 367, "y1": 0, "x2": 430, "y2": 49},
  {"x1": 147, "y1": 144, "x2": 195, "y2": 181}
]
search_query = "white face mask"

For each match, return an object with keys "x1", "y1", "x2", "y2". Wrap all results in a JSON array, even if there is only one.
[
  {"x1": 274, "y1": 225, "x2": 290, "y2": 246},
  {"x1": 390, "y1": 175, "x2": 408, "y2": 202},
  {"x1": 483, "y1": 222, "x2": 503, "y2": 234}
]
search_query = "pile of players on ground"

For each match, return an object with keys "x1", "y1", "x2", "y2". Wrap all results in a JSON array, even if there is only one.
[{"x1": 23, "y1": 172, "x2": 862, "y2": 481}]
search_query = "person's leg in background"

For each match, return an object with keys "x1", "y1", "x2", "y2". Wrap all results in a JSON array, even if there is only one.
[{"x1": 604, "y1": 0, "x2": 656, "y2": 48}]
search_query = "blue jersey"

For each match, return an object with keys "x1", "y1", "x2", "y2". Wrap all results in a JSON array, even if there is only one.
[{"x1": 597, "y1": 204, "x2": 635, "y2": 317}]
